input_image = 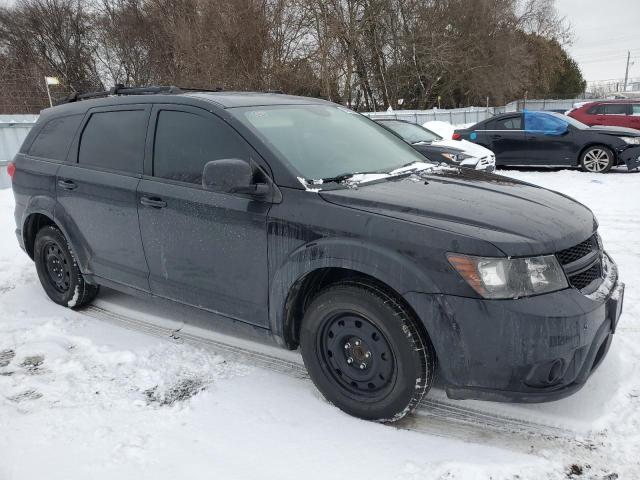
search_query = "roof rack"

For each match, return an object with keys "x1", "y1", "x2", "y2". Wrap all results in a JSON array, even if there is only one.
[{"x1": 57, "y1": 84, "x2": 224, "y2": 105}]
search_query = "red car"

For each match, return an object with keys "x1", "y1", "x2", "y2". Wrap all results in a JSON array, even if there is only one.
[{"x1": 568, "y1": 100, "x2": 640, "y2": 131}]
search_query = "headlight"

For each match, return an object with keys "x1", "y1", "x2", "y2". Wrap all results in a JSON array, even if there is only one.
[
  {"x1": 619, "y1": 136, "x2": 640, "y2": 145},
  {"x1": 441, "y1": 152, "x2": 473, "y2": 163},
  {"x1": 447, "y1": 253, "x2": 568, "y2": 299}
]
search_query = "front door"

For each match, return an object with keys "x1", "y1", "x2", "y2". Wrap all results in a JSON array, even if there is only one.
[
  {"x1": 523, "y1": 112, "x2": 574, "y2": 166},
  {"x1": 56, "y1": 105, "x2": 151, "y2": 291},
  {"x1": 137, "y1": 105, "x2": 271, "y2": 326}
]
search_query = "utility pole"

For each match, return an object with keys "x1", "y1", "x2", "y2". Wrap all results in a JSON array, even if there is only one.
[{"x1": 623, "y1": 50, "x2": 631, "y2": 92}]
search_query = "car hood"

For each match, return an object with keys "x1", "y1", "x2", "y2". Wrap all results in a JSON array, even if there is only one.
[
  {"x1": 319, "y1": 169, "x2": 596, "y2": 257},
  {"x1": 433, "y1": 139, "x2": 495, "y2": 158},
  {"x1": 588, "y1": 125, "x2": 640, "y2": 136}
]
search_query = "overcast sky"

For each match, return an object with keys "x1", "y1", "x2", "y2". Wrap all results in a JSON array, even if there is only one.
[{"x1": 555, "y1": 0, "x2": 640, "y2": 83}]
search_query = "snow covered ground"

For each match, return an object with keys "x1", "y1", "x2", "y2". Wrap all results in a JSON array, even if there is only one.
[{"x1": 1, "y1": 168, "x2": 639, "y2": 480}]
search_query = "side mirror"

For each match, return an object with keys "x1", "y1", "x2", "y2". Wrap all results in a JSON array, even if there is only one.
[{"x1": 202, "y1": 159, "x2": 269, "y2": 197}]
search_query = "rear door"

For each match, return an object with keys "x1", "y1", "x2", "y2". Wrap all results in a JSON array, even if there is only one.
[
  {"x1": 137, "y1": 104, "x2": 271, "y2": 326},
  {"x1": 480, "y1": 115, "x2": 525, "y2": 165},
  {"x1": 56, "y1": 105, "x2": 151, "y2": 291}
]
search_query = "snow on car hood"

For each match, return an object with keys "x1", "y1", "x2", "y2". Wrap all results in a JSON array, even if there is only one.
[{"x1": 433, "y1": 138, "x2": 495, "y2": 158}]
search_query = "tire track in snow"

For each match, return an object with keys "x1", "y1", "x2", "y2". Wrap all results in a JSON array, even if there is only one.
[{"x1": 80, "y1": 304, "x2": 599, "y2": 455}]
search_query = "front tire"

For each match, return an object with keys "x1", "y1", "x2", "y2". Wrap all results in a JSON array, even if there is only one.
[
  {"x1": 34, "y1": 225, "x2": 99, "y2": 308},
  {"x1": 580, "y1": 146, "x2": 614, "y2": 173},
  {"x1": 300, "y1": 280, "x2": 436, "y2": 422}
]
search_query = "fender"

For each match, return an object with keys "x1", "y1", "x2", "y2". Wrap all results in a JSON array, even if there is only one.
[
  {"x1": 268, "y1": 236, "x2": 441, "y2": 347},
  {"x1": 21, "y1": 196, "x2": 92, "y2": 277},
  {"x1": 52, "y1": 200, "x2": 94, "y2": 276}
]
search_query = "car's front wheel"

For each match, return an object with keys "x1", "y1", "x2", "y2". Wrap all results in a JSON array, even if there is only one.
[
  {"x1": 34, "y1": 225, "x2": 99, "y2": 308},
  {"x1": 300, "y1": 280, "x2": 436, "y2": 422},
  {"x1": 580, "y1": 145, "x2": 615, "y2": 173}
]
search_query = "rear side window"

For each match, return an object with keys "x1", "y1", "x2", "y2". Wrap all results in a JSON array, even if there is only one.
[
  {"x1": 28, "y1": 114, "x2": 83, "y2": 161},
  {"x1": 153, "y1": 110, "x2": 250, "y2": 185},
  {"x1": 78, "y1": 110, "x2": 148, "y2": 173},
  {"x1": 493, "y1": 116, "x2": 522, "y2": 130},
  {"x1": 602, "y1": 104, "x2": 628, "y2": 115}
]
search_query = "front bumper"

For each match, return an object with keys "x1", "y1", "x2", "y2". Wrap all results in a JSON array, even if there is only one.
[
  {"x1": 460, "y1": 155, "x2": 496, "y2": 172},
  {"x1": 618, "y1": 144, "x2": 640, "y2": 170},
  {"x1": 404, "y1": 259, "x2": 624, "y2": 403}
]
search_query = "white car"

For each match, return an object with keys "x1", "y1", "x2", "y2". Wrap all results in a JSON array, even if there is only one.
[
  {"x1": 376, "y1": 119, "x2": 496, "y2": 172},
  {"x1": 422, "y1": 120, "x2": 496, "y2": 171}
]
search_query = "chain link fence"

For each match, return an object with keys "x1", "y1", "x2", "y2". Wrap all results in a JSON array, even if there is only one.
[{"x1": 361, "y1": 107, "x2": 499, "y2": 126}]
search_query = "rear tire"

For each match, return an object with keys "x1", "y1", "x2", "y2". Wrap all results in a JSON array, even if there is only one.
[
  {"x1": 580, "y1": 145, "x2": 614, "y2": 173},
  {"x1": 300, "y1": 280, "x2": 436, "y2": 422},
  {"x1": 34, "y1": 225, "x2": 99, "y2": 309}
]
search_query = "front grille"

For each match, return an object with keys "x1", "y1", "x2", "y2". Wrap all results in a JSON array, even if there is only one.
[
  {"x1": 569, "y1": 262, "x2": 602, "y2": 290},
  {"x1": 556, "y1": 235, "x2": 597, "y2": 265},
  {"x1": 556, "y1": 234, "x2": 604, "y2": 292}
]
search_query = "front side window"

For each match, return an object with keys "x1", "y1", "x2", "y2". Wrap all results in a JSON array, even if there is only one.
[
  {"x1": 587, "y1": 105, "x2": 603, "y2": 115},
  {"x1": 78, "y1": 110, "x2": 147, "y2": 173},
  {"x1": 231, "y1": 105, "x2": 427, "y2": 180},
  {"x1": 493, "y1": 116, "x2": 522, "y2": 130},
  {"x1": 524, "y1": 112, "x2": 568, "y2": 133},
  {"x1": 603, "y1": 104, "x2": 628, "y2": 115},
  {"x1": 153, "y1": 110, "x2": 251, "y2": 185},
  {"x1": 631, "y1": 104, "x2": 640, "y2": 116},
  {"x1": 29, "y1": 114, "x2": 83, "y2": 161}
]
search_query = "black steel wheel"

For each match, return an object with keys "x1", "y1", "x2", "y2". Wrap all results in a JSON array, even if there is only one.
[
  {"x1": 300, "y1": 280, "x2": 436, "y2": 422},
  {"x1": 34, "y1": 225, "x2": 99, "y2": 308},
  {"x1": 318, "y1": 313, "x2": 396, "y2": 399},
  {"x1": 41, "y1": 242, "x2": 72, "y2": 293}
]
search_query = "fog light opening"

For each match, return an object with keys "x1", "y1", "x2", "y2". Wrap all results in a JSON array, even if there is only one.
[{"x1": 548, "y1": 359, "x2": 565, "y2": 384}]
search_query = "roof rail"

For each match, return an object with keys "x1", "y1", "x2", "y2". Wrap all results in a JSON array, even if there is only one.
[{"x1": 56, "y1": 84, "x2": 187, "y2": 105}]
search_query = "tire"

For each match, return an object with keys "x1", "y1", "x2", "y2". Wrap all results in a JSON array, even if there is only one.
[
  {"x1": 580, "y1": 145, "x2": 614, "y2": 173},
  {"x1": 33, "y1": 225, "x2": 99, "y2": 309},
  {"x1": 300, "y1": 280, "x2": 436, "y2": 422}
]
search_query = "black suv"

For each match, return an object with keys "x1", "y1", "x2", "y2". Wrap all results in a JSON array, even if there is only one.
[{"x1": 10, "y1": 87, "x2": 625, "y2": 421}]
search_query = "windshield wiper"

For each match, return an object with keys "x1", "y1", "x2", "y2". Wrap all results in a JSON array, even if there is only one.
[{"x1": 315, "y1": 172, "x2": 357, "y2": 184}]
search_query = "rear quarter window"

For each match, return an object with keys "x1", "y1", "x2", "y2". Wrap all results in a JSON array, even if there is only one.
[
  {"x1": 28, "y1": 114, "x2": 84, "y2": 161},
  {"x1": 78, "y1": 109, "x2": 148, "y2": 174}
]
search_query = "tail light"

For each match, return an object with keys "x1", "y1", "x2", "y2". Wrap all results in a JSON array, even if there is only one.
[
  {"x1": 7, "y1": 161, "x2": 16, "y2": 180},
  {"x1": 452, "y1": 133, "x2": 462, "y2": 140}
]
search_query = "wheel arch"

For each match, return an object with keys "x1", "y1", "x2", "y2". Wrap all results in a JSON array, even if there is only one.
[
  {"x1": 269, "y1": 239, "x2": 439, "y2": 350},
  {"x1": 22, "y1": 197, "x2": 91, "y2": 275},
  {"x1": 577, "y1": 143, "x2": 618, "y2": 167}
]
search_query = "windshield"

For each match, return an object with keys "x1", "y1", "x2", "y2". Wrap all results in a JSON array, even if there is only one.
[
  {"x1": 378, "y1": 120, "x2": 442, "y2": 143},
  {"x1": 231, "y1": 105, "x2": 429, "y2": 180},
  {"x1": 549, "y1": 111, "x2": 588, "y2": 129}
]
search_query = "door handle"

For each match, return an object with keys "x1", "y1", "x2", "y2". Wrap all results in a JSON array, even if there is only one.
[
  {"x1": 57, "y1": 179, "x2": 77, "y2": 190},
  {"x1": 490, "y1": 134, "x2": 503, "y2": 139},
  {"x1": 140, "y1": 196, "x2": 167, "y2": 208}
]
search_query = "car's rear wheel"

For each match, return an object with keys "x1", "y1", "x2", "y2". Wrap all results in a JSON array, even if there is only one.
[
  {"x1": 580, "y1": 146, "x2": 614, "y2": 173},
  {"x1": 34, "y1": 225, "x2": 99, "y2": 308},
  {"x1": 300, "y1": 280, "x2": 436, "y2": 422}
]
